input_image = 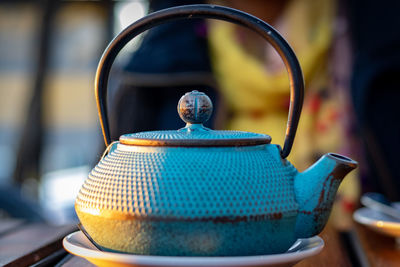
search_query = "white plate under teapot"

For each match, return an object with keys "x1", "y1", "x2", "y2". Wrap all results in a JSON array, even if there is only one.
[{"x1": 63, "y1": 231, "x2": 324, "y2": 267}]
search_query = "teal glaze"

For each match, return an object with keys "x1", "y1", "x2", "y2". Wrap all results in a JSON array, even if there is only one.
[
  {"x1": 86, "y1": 215, "x2": 297, "y2": 256},
  {"x1": 78, "y1": 4, "x2": 359, "y2": 255},
  {"x1": 76, "y1": 91, "x2": 358, "y2": 255},
  {"x1": 77, "y1": 140, "x2": 357, "y2": 255},
  {"x1": 79, "y1": 143, "x2": 299, "y2": 220},
  {"x1": 294, "y1": 153, "x2": 358, "y2": 238}
]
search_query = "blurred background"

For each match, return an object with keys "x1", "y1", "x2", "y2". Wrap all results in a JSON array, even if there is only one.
[
  {"x1": 0, "y1": 0, "x2": 399, "y2": 227},
  {"x1": 0, "y1": 0, "x2": 149, "y2": 224}
]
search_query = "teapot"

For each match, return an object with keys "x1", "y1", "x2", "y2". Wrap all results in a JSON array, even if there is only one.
[{"x1": 75, "y1": 4, "x2": 357, "y2": 256}]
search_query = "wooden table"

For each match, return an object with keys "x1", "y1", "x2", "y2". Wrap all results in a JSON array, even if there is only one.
[{"x1": 0, "y1": 219, "x2": 399, "y2": 266}]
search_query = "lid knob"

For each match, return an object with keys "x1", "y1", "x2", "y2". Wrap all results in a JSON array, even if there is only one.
[{"x1": 177, "y1": 91, "x2": 213, "y2": 124}]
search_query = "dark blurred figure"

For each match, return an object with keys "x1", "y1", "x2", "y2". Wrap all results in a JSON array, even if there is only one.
[
  {"x1": 349, "y1": 0, "x2": 400, "y2": 200},
  {"x1": 109, "y1": 0, "x2": 219, "y2": 141}
]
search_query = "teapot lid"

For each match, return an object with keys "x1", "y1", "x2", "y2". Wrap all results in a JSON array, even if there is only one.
[{"x1": 119, "y1": 91, "x2": 271, "y2": 147}]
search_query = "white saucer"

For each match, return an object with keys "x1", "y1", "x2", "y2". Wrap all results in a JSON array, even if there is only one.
[
  {"x1": 63, "y1": 231, "x2": 324, "y2": 267},
  {"x1": 354, "y1": 206, "x2": 400, "y2": 237}
]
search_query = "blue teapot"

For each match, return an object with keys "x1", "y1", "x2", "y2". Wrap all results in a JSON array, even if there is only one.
[{"x1": 75, "y1": 4, "x2": 357, "y2": 256}]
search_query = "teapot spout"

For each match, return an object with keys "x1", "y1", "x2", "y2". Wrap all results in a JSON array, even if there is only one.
[{"x1": 294, "y1": 153, "x2": 357, "y2": 238}]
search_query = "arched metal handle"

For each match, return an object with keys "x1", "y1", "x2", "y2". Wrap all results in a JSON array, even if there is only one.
[{"x1": 95, "y1": 4, "x2": 304, "y2": 158}]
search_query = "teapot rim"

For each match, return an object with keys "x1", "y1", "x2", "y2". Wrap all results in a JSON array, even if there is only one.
[{"x1": 119, "y1": 130, "x2": 271, "y2": 147}]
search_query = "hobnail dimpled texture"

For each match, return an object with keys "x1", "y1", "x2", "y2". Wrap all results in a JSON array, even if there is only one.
[{"x1": 76, "y1": 144, "x2": 298, "y2": 219}]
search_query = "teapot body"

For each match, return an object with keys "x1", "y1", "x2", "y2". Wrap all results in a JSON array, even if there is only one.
[
  {"x1": 75, "y1": 142, "x2": 300, "y2": 255},
  {"x1": 75, "y1": 3, "x2": 357, "y2": 257}
]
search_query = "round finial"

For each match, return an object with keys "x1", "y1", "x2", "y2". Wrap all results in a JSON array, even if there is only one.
[{"x1": 177, "y1": 90, "x2": 213, "y2": 124}]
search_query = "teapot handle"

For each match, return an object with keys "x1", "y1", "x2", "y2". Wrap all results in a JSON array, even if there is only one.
[{"x1": 95, "y1": 4, "x2": 304, "y2": 158}]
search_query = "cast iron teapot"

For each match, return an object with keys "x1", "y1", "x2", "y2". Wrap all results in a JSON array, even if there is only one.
[{"x1": 75, "y1": 4, "x2": 358, "y2": 256}]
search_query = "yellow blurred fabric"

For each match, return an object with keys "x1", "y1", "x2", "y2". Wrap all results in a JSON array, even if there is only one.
[{"x1": 209, "y1": 0, "x2": 359, "y2": 220}]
